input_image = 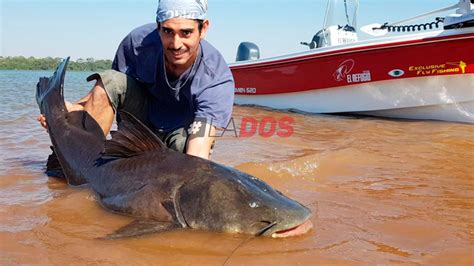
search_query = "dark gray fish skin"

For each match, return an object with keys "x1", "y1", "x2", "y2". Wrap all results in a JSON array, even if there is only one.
[
  {"x1": 36, "y1": 58, "x2": 105, "y2": 186},
  {"x1": 36, "y1": 58, "x2": 312, "y2": 237}
]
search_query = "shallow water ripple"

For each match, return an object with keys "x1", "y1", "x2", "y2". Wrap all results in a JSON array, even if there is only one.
[{"x1": 0, "y1": 71, "x2": 473, "y2": 265}]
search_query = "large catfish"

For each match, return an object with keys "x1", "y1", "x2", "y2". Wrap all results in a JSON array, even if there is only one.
[{"x1": 36, "y1": 58, "x2": 313, "y2": 238}]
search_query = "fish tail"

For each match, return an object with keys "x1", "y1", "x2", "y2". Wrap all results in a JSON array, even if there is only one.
[
  {"x1": 36, "y1": 77, "x2": 50, "y2": 114},
  {"x1": 36, "y1": 57, "x2": 70, "y2": 115}
]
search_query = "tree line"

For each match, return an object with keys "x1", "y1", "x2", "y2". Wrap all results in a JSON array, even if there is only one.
[{"x1": 0, "y1": 56, "x2": 113, "y2": 71}]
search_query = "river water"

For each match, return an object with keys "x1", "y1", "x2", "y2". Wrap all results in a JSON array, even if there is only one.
[{"x1": 0, "y1": 70, "x2": 473, "y2": 265}]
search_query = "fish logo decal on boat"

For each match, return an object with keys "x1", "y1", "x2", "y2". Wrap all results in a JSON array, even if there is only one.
[
  {"x1": 333, "y1": 59, "x2": 355, "y2": 82},
  {"x1": 447, "y1": 61, "x2": 467, "y2": 74},
  {"x1": 333, "y1": 59, "x2": 371, "y2": 84}
]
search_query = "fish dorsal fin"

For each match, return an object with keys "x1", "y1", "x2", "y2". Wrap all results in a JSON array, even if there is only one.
[{"x1": 102, "y1": 111, "x2": 166, "y2": 159}]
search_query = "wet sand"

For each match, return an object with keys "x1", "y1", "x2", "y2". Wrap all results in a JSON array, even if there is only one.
[{"x1": 0, "y1": 71, "x2": 473, "y2": 265}]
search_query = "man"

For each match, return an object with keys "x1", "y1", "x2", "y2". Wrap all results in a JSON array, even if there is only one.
[{"x1": 39, "y1": 0, "x2": 234, "y2": 171}]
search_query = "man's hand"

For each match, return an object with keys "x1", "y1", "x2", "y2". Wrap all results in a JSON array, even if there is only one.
[
  {"x1": 37, "y1": 114, "x2": 48, "y2": 130},
  {"x1": 36, "y1": 101, "x2": 83, "y2": 132}
]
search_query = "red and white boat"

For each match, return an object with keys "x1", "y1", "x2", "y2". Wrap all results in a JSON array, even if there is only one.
[{"x1": 230, "y1": 0, "x2": 474, "y2": 123}]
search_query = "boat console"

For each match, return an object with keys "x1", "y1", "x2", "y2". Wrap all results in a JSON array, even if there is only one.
[
  {"x1": 299, "y1": 0, "x2": 360, "y2": 49},
  {"x1": 301, "y1": 25, "x2": 358, "y2": 49}
]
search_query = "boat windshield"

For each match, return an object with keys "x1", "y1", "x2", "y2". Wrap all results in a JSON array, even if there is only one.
[{"x1": 323, "y1": 0, "x2": 359, "y2": 30}]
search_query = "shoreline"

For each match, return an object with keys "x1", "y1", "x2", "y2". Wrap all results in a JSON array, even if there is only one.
[{"x1": 0, "y1": 56, "x2": 112, "y2": 72}]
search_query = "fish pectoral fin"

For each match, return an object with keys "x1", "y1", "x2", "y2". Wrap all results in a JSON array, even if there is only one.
[{"x1": 101, "y1": 220, "x2": 178, "y2": 240}]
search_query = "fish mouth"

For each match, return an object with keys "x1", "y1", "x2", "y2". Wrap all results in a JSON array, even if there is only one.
[
  {"x1": 257, "y1": 218, "x2": 313, "y2": 238},
  {"x1": 270, "y1": 219, "x2": 313, "y2": 238}
]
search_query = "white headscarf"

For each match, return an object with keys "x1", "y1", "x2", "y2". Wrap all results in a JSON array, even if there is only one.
[{"x1": 156, "y1": 0, "x2": 208, "y2": 22}]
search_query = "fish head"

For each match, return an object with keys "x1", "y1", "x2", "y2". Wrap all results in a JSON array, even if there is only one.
[{"x1": 177, "y1": 167, "x2": 313, "y2": 237}]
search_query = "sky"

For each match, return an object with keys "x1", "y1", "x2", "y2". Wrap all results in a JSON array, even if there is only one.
[{"x1": 1, "y1": 0, "x2": 458, "y2": 63}]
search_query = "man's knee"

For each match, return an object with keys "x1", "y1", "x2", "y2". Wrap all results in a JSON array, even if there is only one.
[{"x1": 90, "y1": 84, "x2": 111, "y2": 108}]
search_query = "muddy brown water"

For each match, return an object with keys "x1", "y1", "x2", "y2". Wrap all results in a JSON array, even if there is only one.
[{"x1": 0, "y1": 71, "x2": 473, "y2": 265}]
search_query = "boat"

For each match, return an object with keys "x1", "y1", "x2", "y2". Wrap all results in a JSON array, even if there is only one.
[{"x1": 229, "y1": 0, "x2": 474, "y2": 123}]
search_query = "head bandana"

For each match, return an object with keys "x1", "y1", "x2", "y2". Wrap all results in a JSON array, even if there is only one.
[{"x1": 156, "y1": 0, "x2": 208, "y2": 23}]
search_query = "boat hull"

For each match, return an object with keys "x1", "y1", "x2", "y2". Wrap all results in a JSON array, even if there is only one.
[
  {"x1": 235, "y1": 75, "x2": 474, "y2": 123},
  {"x1": 230, "y1": 29, "x2": 474, "y2": 123}
]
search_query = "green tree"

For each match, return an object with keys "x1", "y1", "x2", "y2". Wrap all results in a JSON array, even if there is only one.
[{"x1": 0, "y1": 56, "x2": 112, "y2": 71}]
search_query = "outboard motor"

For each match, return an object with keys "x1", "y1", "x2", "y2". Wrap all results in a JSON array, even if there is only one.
[
  {"x1": 236, "y1": 42, "x2": 260, "y2": 62},
  {"x1": 301, "y1": 30, "x2": 324, "y2": 49}
]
